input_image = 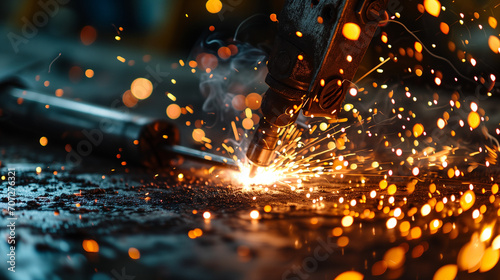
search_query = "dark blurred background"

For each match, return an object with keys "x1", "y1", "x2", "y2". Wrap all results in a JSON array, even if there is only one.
[
  {"x1": 0, "y1": 1, "x2": 287, "y2": 147},
  {"x1": 0, "y1": 0, "x2": 285, "y2": 53}
]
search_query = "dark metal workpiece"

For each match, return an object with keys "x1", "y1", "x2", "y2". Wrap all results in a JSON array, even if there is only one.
[
  {"x1": 247, "y1": 0, "x2": 388, "y2": 176},
  {"x1": 0, "y1": 79, "x2": 236, "y2": 169}
]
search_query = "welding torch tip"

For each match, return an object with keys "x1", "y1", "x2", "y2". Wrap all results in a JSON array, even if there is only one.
[{"x1": 248, "y1": 164, "x2": 259, "y2": 178}]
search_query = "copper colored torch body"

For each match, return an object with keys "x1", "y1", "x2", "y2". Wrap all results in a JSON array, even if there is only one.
[{"x1": 247, "y1": 0, "x2": 388, "y2": 177}]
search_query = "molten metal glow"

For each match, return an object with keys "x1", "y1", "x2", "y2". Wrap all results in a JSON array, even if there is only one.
[
  {"x1": 342, "y1": 23, "x2": 361, "y2": 41},
  {"x1": 237, "y1": 164, "x2": 282, "y2": 187}
]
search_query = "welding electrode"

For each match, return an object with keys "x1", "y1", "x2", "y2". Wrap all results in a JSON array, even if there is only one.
[
  {"x1": 0, "y1": 79, "x2": 236, "y2": 168},
  {"x1": 246, "y1": 0, "x2": 388, "y2": 178}
]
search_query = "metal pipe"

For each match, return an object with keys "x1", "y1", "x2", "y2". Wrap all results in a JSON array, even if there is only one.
[{"x1": 0, "y1": 79, "x2": 236, "y2": 168}]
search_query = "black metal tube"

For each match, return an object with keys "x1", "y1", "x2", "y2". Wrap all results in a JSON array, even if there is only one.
[{"x1": 0, "y1": 80, "x2": 180, "y2": 167}]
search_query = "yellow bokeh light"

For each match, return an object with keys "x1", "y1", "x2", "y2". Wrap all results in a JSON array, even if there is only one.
[
  {"x1": 429, "y1": 219, "x2": 442, "y2": 231},
  {"x1": 189, "y1": 60, "x2": 198, "y2": 68},
  {"x1": 421, "y1": 204, "x2": 431, "y2": 216},
  {"x1": 131, "y1": 77, "x2": 153, "y2": 100},
  {"x1": 337, "y1": 236, "x2": 349, "y2": 247},
  {"x1": 328, "y1": 141, "x2": 337, "y2": 150},
  {"x1": 85, "y1": 69, "x2": 94, "y2": 78},
  {"x1": 424, "y1": 0, "x2": 441, "y2": 17},
  {"x1": 400, "y1": 221, "x2": 410, "y2": 232},
  {"x1": 429, "y1": 183, "x2": 436, "y2": 193},
  {"x1": 480, "y1": 226, "x2": 493, "y2": 242},
  {"x1": 413, "y1": 123, "x2": 424, "y2": 137},
  {"x1": 386, "y1": 217, "x2": 397, "y2": 229},
  {"x1": 166, "y1": 104, "x2": 181, "y2": 119},
  {"x1": 82, "y1": 239, "x2": 99, "y2": 253},
  {"x1": 492, "y1": 235, "x2": 500, "y2": 250},
  {"x1": 242, "y1": 118, "x2": 254, "y2": 130},
  {"x1": 192, "y1": 129, "x2": 206, "y2": 142},
  {"x1": 333, "y1": 227, "x2": 343, "y2": 237},
  {"x1": 342, "y1": 23, "x2": 361, "y2": 41},
  {"x1": 194, "y1": 228, "x2": 203, "y2": 237},
  {"x1": 433, "y1": 264, "x2": 457, "y2": 280},
  {"x1": 384, "y1": 246, "x2": 406, "y2": 269},
  {"x1": 460, "y1": 190, "x2": 475, "y2": 211},
  {"x1": 414, "y1": 42, "x2": 423, "y2": 53},
  {"x1": 55, "y1": 88, "x2": 64, "y2": 97},
  {"x1": 437, "y1": 118, "x2": 446, "y2": 129},
  {"x1": 489, "y1": 16, "x2": 498, "y2": 29},
  {"x1": 440, "y1": 22, "x2": 449, "y2": 34},
  {"x1": 334, "y1": 271, "x2": 363, "y2": 280},
  {"x1": 39, "y1": 136, "x2": 48, "y2": 147},
  {"x1": 412, "y1": 167, "x2": 420, "y2": 176},
  {"x1": 447, "y1": 168, "x2": 454, "y2": 178},
  {"x1": 381, "y1": 33, "x2": 388, "y2": 43},
  {"x1": 411, "y1": 227, "x2": 422, "y2": 239},
  {"x1": 203, "y1": 211, "x2": 211, "y2": 219},
  {"x1": 250, "y1": 210, "x2": 260, "y2": 219},
  {"x1": 387, "y1": 184, "x2": 397, "y2": 195},
  {"x1": 467, "y1": 111, "x2": 480, "y2": 129},
  {"x1": 341, "y1": 215, "x2": 354, "y2": 227},
  {"x1": 379, "y1": 179, "x2": 388, "y2": 189},
  {"x1": 458, "y1": 236, "x2": 485, "y2": 271},
  {"x1": 206, "y1": 0, "x2": 222, "y2": 14},
  {"x1": 128, "y1": 247, "x2": 140, "y2": 259},
  {"x1": 245, "y1": 93, "x2": 262, "y2": 110},
  {"x1": 167, "y1": 92, "x2": 177, "y2": 101},
  {"x1": 488, "y1": 36, "x2": 500, "y2": 54},
  {"x1": 480, "y1": 247, "x2": 499, "y2": 272}
]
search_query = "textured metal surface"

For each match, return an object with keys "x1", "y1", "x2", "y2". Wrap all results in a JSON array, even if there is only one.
[{"x1": 1, "y1": 136, "x2": 499, "y2": 280}]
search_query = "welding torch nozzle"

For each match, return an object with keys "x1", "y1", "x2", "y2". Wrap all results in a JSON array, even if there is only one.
[{"x1": 246, "y1": 87, "x2": 303, "y2": 178}]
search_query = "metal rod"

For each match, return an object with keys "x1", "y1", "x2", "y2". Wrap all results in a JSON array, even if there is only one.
[{"x1": 0, "y1": 80, "x2": 236, "y2": 169}]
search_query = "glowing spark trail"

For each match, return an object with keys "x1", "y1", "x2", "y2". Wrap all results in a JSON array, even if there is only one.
[{"x1": 48, "y1": 53, "x2": 62, "y2": 73}]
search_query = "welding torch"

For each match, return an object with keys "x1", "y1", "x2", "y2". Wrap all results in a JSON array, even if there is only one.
[
  {"x1": 0, "y1": 78, "x2": 236, "y2": 168},
  {"x1": 246, "y1": 0, "x2": 388, "y2": 177}
]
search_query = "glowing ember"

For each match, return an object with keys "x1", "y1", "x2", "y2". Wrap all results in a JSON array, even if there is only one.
[
  {"x1": 166, "y1": 104, "x2": 182, "y2": 120},
  {"x1": 39, "y1": 136, "x2": 48, "y2": 147},
  {"x1": 128, "y1": 248, "x2": 140, "y2": 259},
  {"x1": 342, "y1": 23, "x2": 361, "y2": 41},
  {"x1": 203, "y1": 211, "x2": 211, "y2": 219},
  {"x1": 250, "y1": 210, "x2": 260, "y2": 219},
  {"x1": 130, "y1": 78, "x2": 153, "y2": 100},
  {"x1": 424, "y1": 0, "x2": 441, "y2": 17},
  {"x1": 82, "y1": 240, "x2": 99, "y2": 253},
  {"x1": 334, "y1": 271, "x2": 363, "y2": 280},
  {"x1": 206, "y1": 0, "x2": 222, "y2": 14}
]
